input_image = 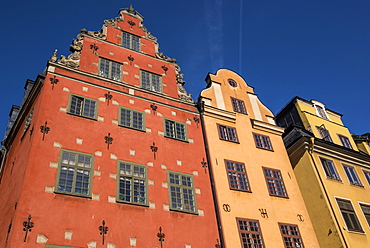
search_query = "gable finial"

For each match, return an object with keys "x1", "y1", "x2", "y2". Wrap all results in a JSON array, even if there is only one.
[{"x1": 128, "y1": 5, "x2": 134, "y2": 13}]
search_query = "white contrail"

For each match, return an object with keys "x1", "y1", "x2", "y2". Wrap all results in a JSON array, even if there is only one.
[{"x1": 204, "y1": 0, "x2": 224, "y2": 70}]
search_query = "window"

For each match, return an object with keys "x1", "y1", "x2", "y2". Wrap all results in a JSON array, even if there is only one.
[
  {"x1": 168, "y1": 171, "x2": 196, "y2": 213},
  {"x1": 320, "y1": 157, "x2": 341, "y2": 181},
  {"x1": 99, "y1": 58, "x2": 122, "y2": 81},
  {"x1": 237, "y1": 218, "x2": 265, "y2": 248},
  {"x1": 231, "y1": 97, "x2": 247, "y2": 114},
  {"x1": 263, "y1": 167, "x2": 288, "y2": 197},
  {"x1": 119, "y1": 107, "x2": 145, "y2": 131},
  {"x1": 316, "y1": 126, "x2": 332, "y2": 142},
  {"x1": 343, "y1": 164, "x2": 362, "y2": 186},
  {"x1": 23, "y1": 109, "x2": 34, "y2": 134},
  {"x1": 141, "y1": 70, "x2": 162, "y2": 93},
  {"x1": 315, "y1": 105, "x2": 328, "y2": 120},
  {"x1": 363, "y1": 170, "x2": 370, "y2": 185},
  {"x1": 117, "y1": 161, "x2": 147, "y2": 205},
  {"x1": 218, "y1": 124, "x2": 238, "y2": 143},
  {"x1": 55, "y1": 150, "x2": 93, "y2": 197},
  {"x1": 68, "y1": 95, "x2": 97, "y2": 119},
  {"x1": 338, "y1": 135, "x2": 353, "y2": 149},
  {"x1": 360, "y1": 203, "x2": 370, "y2": 227},
  {"x1": 279, "y1": 223, "x2": 304, "y2": 248},
  {"x1": 122, "y1": 31, "x2": 140, "y2": 52},
  {"x1": 225, "y1": 160, "x2": 250, "y2": 192},
  {"x1": 253, "y1": 133, "x2": 273, "y2": 151},
  {"x1": 336, "y1": 198, "x2": 363, "y2": 232},
  {"x1": 164, "y1": 119, "x2": 187, "y2": 141}
]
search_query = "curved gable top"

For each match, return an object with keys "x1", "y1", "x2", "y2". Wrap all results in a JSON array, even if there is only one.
[{"x1": 200, "y1": 69, "x2": 275, "y2": 124}]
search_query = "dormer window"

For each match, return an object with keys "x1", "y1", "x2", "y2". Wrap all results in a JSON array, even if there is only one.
[
  {"x1": 315, "y1": 105, "x2": 328, "y2": 119},
  {"x1": 122, "y1": 31, "x2": 140, "y2": 52}
]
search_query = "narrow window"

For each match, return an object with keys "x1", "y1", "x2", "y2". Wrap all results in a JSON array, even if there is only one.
[
  {"x1": 253, "y1": 133, "x2": 273, "y2": 151},
  {"x1": 319, "y1": 157, "x2": 341, "y2": 181},
  {"x1": 122, "y1": 31, "x2": 140, "y2": 52},
  {"x1": 315, "y1": 105, "x2": 328, "y2": 120},
  {"x1": 168, "y1": 171, "x2": 196, "y2": 213},
  {"x1": 68, "y1": 95, "x2": 97, "y2": 119},
  {"x1": 218, "y1": 124, "x2": 238, "y2": 143},
  {"x1": 279, "y1": 223, "x2": 304, "y2": 248},
  {"x1": 338, "y1": 135, "x2": 353, "y2": 149},
  {"x1": 336, "y1": 198, "x2": 363, "y2": 232},
  {"x1": 55, "y1": 150, "x2": 93, "y2": 197},
  {"x1": 141, "y1": 70, "x2": 162, "y2": 93},
  {"x1": 360, "y1": 203, "x2": 370, "y2": 227},
  {"x1": 237, "y1": 218, "x2": 265, "y2": 247},
  {"x1": 343, "y1": 164, "x2": 362, "y2": 186},
  {"x1": 164, "y1": 119, "x2": 187, "y2": 141},
  {"x1": 363, "y1": 170, "x2": 370, "y2": 185},
  {"x1": 263, "y1": 167, "x2": 288, "y2": 197},
  {"x1": 231, "y1": 97, "x2": 247, "y2": 114},
  {"x1": 316, "y1": 126, "x2": 332, "y2": 142},
  {"x1": 117, "y1": 161, "x2": 147, "y2": 205},
  {"x1": 99, "y1": 58, "x2": 122, "y2": 81},
  {"x1": 225, "y1": 160, "x2": 250, "y2": 192},
  {"x1": 119, "y1": 107, "x2": 145, "y2": 131}
]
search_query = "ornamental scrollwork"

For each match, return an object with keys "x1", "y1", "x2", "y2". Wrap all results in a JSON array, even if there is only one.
[{"x1": 175, "y1": 65, "x2": 193, "y2": 103}]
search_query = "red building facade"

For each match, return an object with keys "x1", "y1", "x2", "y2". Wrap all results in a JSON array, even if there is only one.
[{"x1": 0, "y1": 7, "x2": 219, "y2": 248}]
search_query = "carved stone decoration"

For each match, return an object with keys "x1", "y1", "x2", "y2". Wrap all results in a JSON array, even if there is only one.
[
  {"x1": 58, "y1": 32, "x2": 84, "y2": 69},
  {"x1": 87, "y1": 29, "x2": 106, "y2": 40},
  {"x1": 156, "y1": 53, "x2": 177, "y2": 63},
  {"x1": 175, "y1": 65, "x2": 193, "y2": 103},
  {"x1": 103, "y1": 17, "x2": 122, "y2": 28},
  {"x1": 49, "y1": 49, "x2": 58, "y2": 62}
]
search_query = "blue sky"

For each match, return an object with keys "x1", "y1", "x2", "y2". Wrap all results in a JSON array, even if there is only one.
[{"x1": 0, "y1": 0, "x2": 369, "y2": 139}]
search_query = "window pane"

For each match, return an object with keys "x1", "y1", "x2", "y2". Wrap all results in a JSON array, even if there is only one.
[
  {"x1": 168, "y1": 172, "x2": 196, "y2": 213},
  {"x1": 118, "y1": 162, "x2": 147, "y2": 205}
]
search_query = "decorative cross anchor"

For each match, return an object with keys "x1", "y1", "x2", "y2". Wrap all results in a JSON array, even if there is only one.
[
  {"x1": 98, "y1": 220, "x2": 109, "y2": 245},
  {"x1": 215, "y1": 239, "x2": 221, "y2": 248},
  {"x1": 23, "y1": 215, "x2": 34, "y2": 242},
  {"x1": 5, "y1": 221, "x2": 12, "y2": 244},
  {"x1": 104, "y1": 133, "x2": 113, "y2": 150},
  {"x1": 128, "y1": 55, "x2": 134, "y2": 65},
  {"x1": 193, "y1": 116, "x2": 200, "y2": 127},
  {"x1": 128, "y1": 20, "x2": 136, "y2": 29},
  {"x1": 150, "y1": 142, "x2": 158, "y2": 159},
  {"x1": 105, "y1": 91, "x2": 113, "y2": 105},
  {"x1": 90, "y1": 44, "x2": 99, "y2": 54},
  {"x1": 157, "y1": 226, "x2": 165, "y2": 248},
  {"x1": 259, "y1": 208, "x2": 268, "y2": 218},
  {"x1": 161, "y1": 65, "x2": 168, "y2": 74},
  {"x1": 40, "y1": 121, "x2": 50, "y2": 141},
  {"x1": 150, "y1": 103, "x2": 158, "y2": 112},
  {"x1": 49, "y1": 76, "x2": 59, "y2": 90},
  {"x1": 297, "y1": 214, "x2": 304, "y2": 222},
  {"x1": 201, "y1": 158, "x2": 208, "y2": 173}
]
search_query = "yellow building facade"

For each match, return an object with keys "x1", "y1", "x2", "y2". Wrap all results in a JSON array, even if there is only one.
[
  {"x1": 198, "y1": 69, "x2": 319, "y2": 248},
  {"x1": 276, "y1": 97, "x2": 370, "y2": 248}
]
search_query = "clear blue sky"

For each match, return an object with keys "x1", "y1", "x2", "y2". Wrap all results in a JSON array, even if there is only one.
[{"x1": 1, "y1": 0, "x2": 369, "y2": 139}]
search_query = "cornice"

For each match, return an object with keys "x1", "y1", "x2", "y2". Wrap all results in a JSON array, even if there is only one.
[
  {"x1": 203, "y1": 105, "x2": 236, "y2": 123},
  {"x1": 251, "y1": 119, "x2": 284, "y2": 136}
]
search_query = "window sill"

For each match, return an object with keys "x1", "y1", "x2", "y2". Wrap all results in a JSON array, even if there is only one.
[
  {"x1": 349, "y1": 183, "x2": 364, "y2": 188},
  {"x1": 67, "y1": 112, "x2": 98, "y2": 121},
  {"x1": 164, "y1": 135, "x2": 189, "y2": 143},
  {"x1": 255, "y1": 146, "x2": 274, "y2": 152},
  {"x1": 269, "y1": 194, "x2": 289, "y2": 199},
  {"x1": 230, "y1": 188, "x2": 252, "y2": 193},
  {"x1": 54, "y1": 191, "x2": 92, "y2": 199},
  {"x1": 169, "y1": 208, "x2": 198, "y2": 215},
  {"x1": 219, "y1": 139, "x2": 239, "y2": 144},
  {"x1": 326, "y1": 177, "x2": 343, "y2": 183},
  {"x1": 118, "y1": 125, "x2": 146, "y2": 132},
  {"x1": 116, "y1": 200, "x2": 149, "y2": 207}
]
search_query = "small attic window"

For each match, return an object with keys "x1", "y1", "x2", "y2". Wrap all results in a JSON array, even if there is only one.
[
  {"x1": 228, "y1": 79, "x2": 237, "y2": 87},
  {"x1": 314, "y1": 105, "x2": 329, "y2": 120}
]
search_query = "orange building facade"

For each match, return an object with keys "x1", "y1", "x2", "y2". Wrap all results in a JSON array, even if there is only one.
[
  {"x1": 0, "y1": 7, "x2": 219, "y2": 248},
  {"x1": 198, "y1": 69, "x2": 319, "y2": 248}
]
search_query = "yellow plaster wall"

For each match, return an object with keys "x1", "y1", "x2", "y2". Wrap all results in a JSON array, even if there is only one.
[
  {"x1": 295, "y1": 101, "x2": 358, "y2": 151},
  {"x1": 200, "y1": 69, "x2": 319, "y2": 248}
]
